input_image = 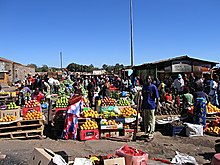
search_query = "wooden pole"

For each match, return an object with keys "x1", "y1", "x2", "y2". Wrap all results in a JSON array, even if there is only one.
[{"x1": 132, "y1": 91, "x2": 141, "y2": 141}]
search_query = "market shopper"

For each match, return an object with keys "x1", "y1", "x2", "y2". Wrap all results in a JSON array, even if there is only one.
[
  {"x1": 182, "y1": 87, "x2": 193, "y2": 116},
  {"x1": 141, "y1": 75, "x2": 159, "y2": 142},
  {"x1": 209, "y1": 75, "x2": 219, "y2": 106},
  {"x1": 193, "y1": 81, "x2": 209, "y2": 128},
  {"x1": 87, "y1": 78, "x2": 95, "y2": 108},
  {"x1": 31, "y1": 88, "x2": 44, "y2": 103}
]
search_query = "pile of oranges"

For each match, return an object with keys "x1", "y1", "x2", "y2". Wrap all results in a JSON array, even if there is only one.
[
  {"x1": 23, "y1": 110, "x2": 43, "y2": 120},
  {"x1": 82, "y1": 109, "x2": 99, "y2": 118},
  {"x1": 102, "y1": 120, "x2": 118, "y2": 126},
  {"x1": 207, "y1": 103, "x2": 220, "y2": 114},
  {"x1": 124, "y1": 124, "x2": 130, "y2": 129},
  {"x1": 80, "y1": 120, "x2": 98, "y2": 130},
  {"x1": 0, "y1": 115, "x2": 16, "y2": 122},
  {"x1": 120, "y1": 107, "x2": 137, "y2": 118}
]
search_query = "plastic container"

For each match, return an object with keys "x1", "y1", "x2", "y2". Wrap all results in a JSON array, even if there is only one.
[
  {"x1": 22, "y1": 106, "x2": 41, "y2": 117},
  {"x1": 211, "y1": 153, "x2": 220, "y2": 165},
  {"x1": 166, "y1": 123, "x2": 185, "y2": 136},
  {"x1": 79, "y1": 129, "x2": 99, "y2": 141},
  {"x1": 116, "y1": 146, "x2": 148, "y2": 165}
]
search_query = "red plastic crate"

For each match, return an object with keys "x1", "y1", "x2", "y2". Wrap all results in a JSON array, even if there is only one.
[
  {"x1": 55, "y1": 107, "x2": 67, "y2": 113},
  {"x1": 79, "y1": 129, "x2": 99, "y2": 141},
  {"x1": 22, "y1": 106, "x2": 41, "y2": 117}
]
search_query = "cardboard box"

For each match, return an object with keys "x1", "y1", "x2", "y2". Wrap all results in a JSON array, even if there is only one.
[
  {"x1": 29, "y1": 148, "x2": 55, "y2": 165},
  {"x1": 101, "y1": 123, "x2": 123, "y2": 130},
  {"x1": 0, "y1": 108, "x2": 20, "y2": 118},
  {"x1": 116, "y1": 147, "x2": 148, "y2": 165},
  {"x1": 104, "y1": 157, "x2": 125, "y2": 165}
]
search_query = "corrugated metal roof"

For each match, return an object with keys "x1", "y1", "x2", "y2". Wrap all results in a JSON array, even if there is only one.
[
  {"x1": 134, "y1": 55, "x2": 219, "y2": 68},
  {"x1": 0, "y1": 57, "x2": 23, "y2": 65},
  {"x1": 0, "y1": 57, "x2": 14, "y2": 63}
]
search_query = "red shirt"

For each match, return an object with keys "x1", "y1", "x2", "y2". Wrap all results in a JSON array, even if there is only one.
[
  {"x1": 31, "y1": 92, "x2": 44, "y2": 102},
  {"x1": 165, "y1": 94, "x2": 172, "y2": 102}
]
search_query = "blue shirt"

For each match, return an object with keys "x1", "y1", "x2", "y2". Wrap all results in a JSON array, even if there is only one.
[{"x1": 142, "y1": 84, "x2": 159, "y2": 110}]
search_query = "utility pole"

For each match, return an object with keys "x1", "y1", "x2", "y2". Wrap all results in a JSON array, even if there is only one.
[
  {"x1": 60, "y1": 51, "x2": 63, "y2": 70},
  {"x1": 130, "y1": 0, "x2": 134, "y2": 67}
]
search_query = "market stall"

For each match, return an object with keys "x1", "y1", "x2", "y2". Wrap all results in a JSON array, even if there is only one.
[{"x1": 0, "y1": 98, "x2": 44, "y2": 139}]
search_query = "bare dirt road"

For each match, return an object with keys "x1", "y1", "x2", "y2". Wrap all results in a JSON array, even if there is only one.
[{"x1": 0, "y1": 131, "x2": 219, "y2": 165}]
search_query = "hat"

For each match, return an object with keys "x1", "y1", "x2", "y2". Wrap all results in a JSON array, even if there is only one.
[{"x1": 178, "y1": 74, "x2": 182, "y2": 78}]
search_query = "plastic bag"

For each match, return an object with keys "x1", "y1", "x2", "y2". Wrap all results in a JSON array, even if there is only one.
[
  {"x1": 52, "y1": 154, "x2": 68, "y2": 165},
  {"x1": 171, "y1": 151, "x2": 198, "y2": 165},
  {"x1": 185, "y1": 123, "x2": 203, "y2": 137}
]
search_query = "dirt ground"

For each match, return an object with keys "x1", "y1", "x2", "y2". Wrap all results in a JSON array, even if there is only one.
[{"x1": 0, "y1": 131, "x2": 219, "y2": 165}]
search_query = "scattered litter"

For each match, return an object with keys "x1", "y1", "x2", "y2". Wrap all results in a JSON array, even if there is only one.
[
  {"x1": 52, "y1": 154, "x2": 68, "y2": 165},
  {"x1": 171, "y1": 151, "x2": 198, "y2": 165},
  {"x1": 0, "y1": 154, "x2": 6, "y2": 160}
]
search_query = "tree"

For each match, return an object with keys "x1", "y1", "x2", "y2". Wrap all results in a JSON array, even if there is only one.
[
  {"x1": 67, "y1": 63, "x2": 76, "y2": 72},
  {"x1": 102, "y1": 64, "x2": 108, "y2": 70},
  {"x1": 41, "y1": 65, "x2": 49, "y2": 72},
  {"x1": 88, "y1": 64, "x2": 94, "y2": 72},
  {"x1": 27, "y1": 64, "x2": 37, "y2": 70}
]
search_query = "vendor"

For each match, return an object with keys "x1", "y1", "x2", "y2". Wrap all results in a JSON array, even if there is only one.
[
  {"x1": 18, "y1": 84, "x2": 32, "y2": 105},
  {"x1": 31, "y1": 88, "x2": 44, "y2": 103}
]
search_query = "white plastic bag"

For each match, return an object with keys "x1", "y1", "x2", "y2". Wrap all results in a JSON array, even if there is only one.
[
  {"x1": 185, "y1": 123, "x2": 203, "y2": 137},
  {"x1": 52, "y1": 154, "x2": 68, "y2": 165},
  {"x1": 74, "y1": 158, "x2": 93, "y2": 165},
  {"x1": 171, "y1": 151, "x2": 198, "y2": 165}
]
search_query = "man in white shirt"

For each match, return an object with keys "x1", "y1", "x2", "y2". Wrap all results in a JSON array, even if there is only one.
[{"x1": 173, "y1": 74, "x2": 184, "y2": 93}]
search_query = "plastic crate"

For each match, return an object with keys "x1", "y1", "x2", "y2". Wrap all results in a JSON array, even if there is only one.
[
  {"x1": 55, "y1": 107, "x2": 67, "y2": 113},
  {"x1": 166, "y1": 123, "x2": 185, "y2": 136},
  {"x1": 79, "y1": 129, "x2": 99, "y2": 141},
  {"x1": 22, "y1": 106, "x2": 41, "y2": 117}
]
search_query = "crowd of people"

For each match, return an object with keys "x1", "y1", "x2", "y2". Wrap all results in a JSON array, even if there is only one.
[
  {"x1": 140, "y1": 72, "x2": 220, "y2": 142},
  {"x1": 8, "y1": 71, "x2": 220, "y2": 141}
]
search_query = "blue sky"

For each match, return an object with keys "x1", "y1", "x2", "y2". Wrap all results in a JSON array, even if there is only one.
[{"x1": 0, "y1": 0, "x2": 220, "y2": 68}]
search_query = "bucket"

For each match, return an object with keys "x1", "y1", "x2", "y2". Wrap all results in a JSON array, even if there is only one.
[{"x1": 211, "y1": 153, "x2": 220, "y2": 165}]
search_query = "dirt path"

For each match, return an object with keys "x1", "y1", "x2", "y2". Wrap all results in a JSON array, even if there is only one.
[{"x1": 0, "y1": 132, "x2": 219, "y2": 165}]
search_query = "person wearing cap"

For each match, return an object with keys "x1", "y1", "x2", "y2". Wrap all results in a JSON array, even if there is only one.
[{"x1": 173, "y1": 74, "x2": 185, "y2": 94}]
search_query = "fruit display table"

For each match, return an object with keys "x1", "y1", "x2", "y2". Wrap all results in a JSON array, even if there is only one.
[{"x1": 0, "y1": 108, "x2": 20, "y2": 119}]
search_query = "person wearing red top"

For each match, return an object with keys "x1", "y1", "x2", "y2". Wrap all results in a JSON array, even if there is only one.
[
  {"x1": 164, "y1": 88, "x2": 173, "y2": 104},
  {"x1": 31, "y1": 88, "x2": 44, "y2": 102}
]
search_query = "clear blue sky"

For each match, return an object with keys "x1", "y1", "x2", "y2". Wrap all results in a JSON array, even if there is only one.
[{"x1": 1, "y1": 0, "x2": 220, "y2": 68}]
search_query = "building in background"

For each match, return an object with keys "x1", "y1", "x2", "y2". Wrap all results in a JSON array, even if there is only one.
[
  {"x1": 133, "y1": 55, "x2": 218, "y2": 82},
  {"x1": 0, "y1": 57, "x2": 35, "y2": 86}
]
